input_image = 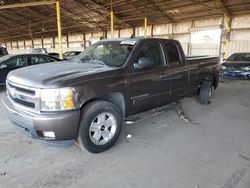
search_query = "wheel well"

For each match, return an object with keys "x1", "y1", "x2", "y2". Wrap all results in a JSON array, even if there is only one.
[
  {"x1": 198, "y1": 74, "x2": 216, "y2": 95},
  {"x1": 200, "y1": 74, "x2": 216, "y2": 87},
  {"x1": 80, "y1": 92, "x2": 126, "y2": 117},
  {"x1": 208, "y1": 74, "x2": 217, "y2": 89}
]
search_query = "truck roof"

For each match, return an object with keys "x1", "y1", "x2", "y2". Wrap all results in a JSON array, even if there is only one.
[{"x1": 102, "y1": 37, "x2": 177, "y2": 43}]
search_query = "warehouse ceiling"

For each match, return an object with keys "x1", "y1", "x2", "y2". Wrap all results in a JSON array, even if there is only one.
[{"x1": 0, "y1": 0, "x2": 250, "y2": 42}]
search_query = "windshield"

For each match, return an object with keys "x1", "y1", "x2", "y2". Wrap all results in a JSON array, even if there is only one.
[
  {"x1": 74, "y1": 41, "x2": 135, "y2": 67},
  {"x1": 227, "y1": 53, "x2": 250, "y2": 61}
]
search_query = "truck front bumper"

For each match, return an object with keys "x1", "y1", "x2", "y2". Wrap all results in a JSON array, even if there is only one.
[{"x1": 3, "y1": 95, "x2": 80, "y2": 140}]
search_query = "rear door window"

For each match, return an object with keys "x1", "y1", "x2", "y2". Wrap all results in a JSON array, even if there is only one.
[
  {"x1": 164, "y1": 42, "x2": 182, "y2": 66},
  {"x1": 136, "y1": 42, "x2": 165, "y2": 68},
  {"x1": 30, "y1": 56, "x2": 51, "y2": 65}
]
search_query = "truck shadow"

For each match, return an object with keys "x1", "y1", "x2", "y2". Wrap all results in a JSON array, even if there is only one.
[{"x1": 38, "y1": 140, "x2": 75, "y2": 149}]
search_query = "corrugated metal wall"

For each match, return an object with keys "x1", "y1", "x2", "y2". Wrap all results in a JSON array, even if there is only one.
[
  {"x1": 2, "y1": 15, "x2": 250, "y2": 57},
  {"x1": 188, "y1": 43, "x2": 220, "y2": 56},
  {"x1": 227, "y1": 14, "x2": 250, "y2": 56},
  {"x1": 229, "y1": 41, "x2": 250, "y2": 54}
]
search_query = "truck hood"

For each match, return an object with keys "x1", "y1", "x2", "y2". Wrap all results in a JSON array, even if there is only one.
[{"x1": 7, "y1": 61, "x2": 114, "y2": 88}]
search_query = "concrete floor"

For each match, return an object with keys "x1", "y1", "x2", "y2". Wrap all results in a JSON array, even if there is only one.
[{"x1": 0, "y1": 79, "x2": 250, "y2": 188}]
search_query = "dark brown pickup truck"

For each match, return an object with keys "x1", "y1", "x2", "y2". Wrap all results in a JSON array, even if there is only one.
[{"x1": 3, "y1": 38, "x2": 219, "y2": 153}]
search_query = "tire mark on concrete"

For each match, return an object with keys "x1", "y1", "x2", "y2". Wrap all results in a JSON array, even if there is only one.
[
  {"x1": 223, "y1": 166, "x2": 249, "y2": 188},
  {"x1": 239, "y1": 153, "x2": 250, "y2": 162},
  {"x1": 223, "y1": 153, "x2": 250, "y2": 188}
]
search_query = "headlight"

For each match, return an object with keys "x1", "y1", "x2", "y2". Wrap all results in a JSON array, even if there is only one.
[
  {"x1": 243, "y1": 66, "x2": 250, "y2": 71},
  {"x1": 40, "y1": 88, "x2": 75, "y2": 111}
]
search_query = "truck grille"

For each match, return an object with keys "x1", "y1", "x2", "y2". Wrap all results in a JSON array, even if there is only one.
[{"x1": 6, "y1": 81, "x2": 40, "y2": 112}]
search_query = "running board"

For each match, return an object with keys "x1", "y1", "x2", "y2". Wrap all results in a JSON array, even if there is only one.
[{"x1": 124, "y1": 103, "x2": 176, "y2": 124}]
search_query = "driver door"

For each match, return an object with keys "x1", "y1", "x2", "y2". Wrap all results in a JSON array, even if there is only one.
[{"x1": 128, "y1": 41, "x2": 171, "y2": 114}]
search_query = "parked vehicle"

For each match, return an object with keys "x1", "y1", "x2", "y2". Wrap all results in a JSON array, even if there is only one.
[
  {"x1": 48, "y1": 52, "x2": 60, "y2": 59},
  {"x1": 3, "y1": 38, "x2": 219, "y2": 153},
  {"x1": 0, "y1": 47, "x2": 8, "y2": 57},
  {"x1": 0, "y1": 54, "x2": 60, "y2": 85},
  {"x1": 32, "y1": 48, "x2": 48, "y2": 54},
  {"x1": 220, "y1": 53, "x2": 250, "y2": 79},
  {"x1": 63, "y1": 51, "x2": 81, "y2": 60}
]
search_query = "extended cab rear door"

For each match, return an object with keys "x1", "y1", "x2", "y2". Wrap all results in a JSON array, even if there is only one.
[
  {"x1": 164, "y1": 41, "x2": 188, "y2": 101},
  {"x1": 128, "y1": 40, "x2": 171, "y2": 114}
]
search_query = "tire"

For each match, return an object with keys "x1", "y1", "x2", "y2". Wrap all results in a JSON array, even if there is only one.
[
  {"x1": 76, "y1": 100, "x2": 122, "y2": 153},
  {"x1": 199, "y1": 80, "x2": 213, "y2": 105}
]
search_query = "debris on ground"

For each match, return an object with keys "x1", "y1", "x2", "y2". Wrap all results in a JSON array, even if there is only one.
[
  {"x1": 126, "y1": 134, "x2": 132, "y2": 138},
  {"x1": 0, "y1": 172, "x2": 6, "y2": 176},
  {"x1": 161, "y1": 124, "x2": 168, "y2": 127},
  {"x1": 175, "y1": 102, "x2": 191, "y2": 124}
]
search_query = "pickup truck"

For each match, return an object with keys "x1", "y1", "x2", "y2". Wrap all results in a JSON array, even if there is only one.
[{"x1": 3, "y1": 38, "x2": 219, "y2": 153}]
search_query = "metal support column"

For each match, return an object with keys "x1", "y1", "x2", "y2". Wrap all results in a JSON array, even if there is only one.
[
  {"x1": 144, "y1": 0, "x2": 147, "y2": 37},
  {"x1": 56, "y1": 0, "x2": 63, "y2": 59},
  {"x1": 118, "y1": 29, "x2": 121, "y2": 38},
  {"x1": 133, "y1": 27, "x2": 136, "y2": 38},
  {"x1": 223, "y1": 11, "x2": 232, "y2": 59},
  {"x1": 151, "y1": 25, "x2": 154, "y2": 37},
  {"x1": 66, "y1": 34, "x2": 69, "y2": 48},
  {"x1": 83, "y1": 33, "x2": 86, "y2": 49},
  {"x1": 41, "y1": 37, "x2": 44, "y2": 48},
  {"x1": 110, "y1": 0, "x2": 114, "y2": 38},
  {"x1": 52, "y1": 37, "x2": 55, "y2": 48},
  {"x1": 110, "y1": 11, "x2": 114, "y2": 38},
  {"x1": 31, "y1": 39, "x2": 34, "y2": 49}
]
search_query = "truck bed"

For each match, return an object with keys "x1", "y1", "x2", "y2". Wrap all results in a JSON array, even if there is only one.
[
  {"x1": 186, "y1": 56, "x2": 219, "y2": 66},
  {"x1": 186, "y1": 55, "x2": 219, "y2": 61}
]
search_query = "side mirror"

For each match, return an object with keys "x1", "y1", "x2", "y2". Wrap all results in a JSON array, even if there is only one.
[
  {"x1": 222, "y1": 58, "x2": 226, "y2": 61},
  {"x1": 134, "y1": 57, "x2": 153, "y2": 69},
  {"x1": 0, "y1": 64, "x2": 7, "y2": 69}
]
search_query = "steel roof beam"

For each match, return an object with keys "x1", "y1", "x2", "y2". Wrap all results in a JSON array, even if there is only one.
[
  {"x1": 148, "y1": 0, "x2": 175, "y2": 22},
  {"x1": 0, "y1": 0, "x2": 56, "y2": 10}
]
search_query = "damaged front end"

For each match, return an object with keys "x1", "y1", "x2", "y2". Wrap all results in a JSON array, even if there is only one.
[{"x1": 220, "y1": 65, "x2": 250, "y2": 80}]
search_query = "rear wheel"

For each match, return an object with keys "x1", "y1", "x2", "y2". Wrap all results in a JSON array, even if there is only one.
[
  {"x1": 199, "y1": 80, "x2": 213, "y2": 105},
  {"x1": 76, "y1": 101, "x2": 122, "y2": 153}
]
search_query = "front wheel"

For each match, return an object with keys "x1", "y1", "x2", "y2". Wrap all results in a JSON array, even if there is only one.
[
  {"x1": 76, "y1": 101, "x2": 122, "y2": 153},
  {"x1": 199, "y1": 80, "x2": 213, "y2": 105}
]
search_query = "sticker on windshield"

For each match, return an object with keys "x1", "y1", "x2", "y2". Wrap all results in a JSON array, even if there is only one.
[{"x1": 120, "y1": 41, "x2": 137, "y2": 45}]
